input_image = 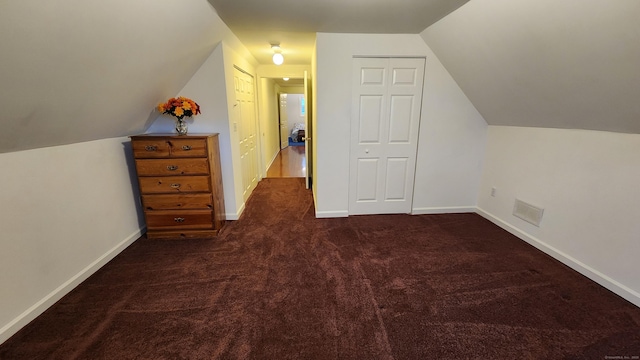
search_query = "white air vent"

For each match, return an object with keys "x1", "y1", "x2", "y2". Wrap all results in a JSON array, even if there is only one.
[{"x1": 513, "y1": 199, "x2": 544, "y2": 227}]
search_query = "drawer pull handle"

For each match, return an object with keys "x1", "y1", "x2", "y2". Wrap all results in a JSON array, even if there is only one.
[
  {"x1": 145, "y1": 145, "x2": 158, "y2": 152},
  {"x1": 174, "y1": 217, "x2": 185, "y2": 223},
  {"x1": 182, "y1": 145, "x2": 192, "y2": 151},
  {"x1": 166, "y1": 165, "x2": 178, "y2": 171},
  {"x1": 170, "y1": 183, "x2": 181, "y2": 189}
]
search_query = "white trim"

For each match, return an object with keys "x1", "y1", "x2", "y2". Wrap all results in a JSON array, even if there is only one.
[
  {"x1": 266, "y1": 150, "x2": 279, "y2": 174},
  {"x1": 225, "y1": 202, "x2": 245, "y2": 221},
  {"x1": 0, "y1": 228, "x2": 144, "y2": 344},
  {"x1": 476, "y1": 207, "x2": 640, "y2": 308},
  {"x1": 316, "y1": 206, "x2": 476, "y2": 218},
  {"x1": 412, "y1": 206, "x2": 477, "y2": 215},
  {"x1": 312, "y1": 189, "x2": 319, "y2": 218},
  {"x1": 315, "y1": 210, "x2": 349, "y2": 218}
]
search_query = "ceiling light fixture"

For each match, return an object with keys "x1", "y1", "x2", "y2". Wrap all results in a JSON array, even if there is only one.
[
  {"x1": 283, "y1": 77, "x2": 289, "y2": 81},
  {"x1": 271, "y1": 44, "x2": 284, "y2": 65},
  {"x1": 273, "y1": 53, "x2": 284, "y2": 65}
]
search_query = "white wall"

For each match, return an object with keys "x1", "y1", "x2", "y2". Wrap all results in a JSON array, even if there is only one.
[
  {"x1": 412, "y1": 42, "x2": 487, "y2": 214},
  {"x1": 477, "y1": 126, "x2": 640, "y2": 306},
  {"x1": 285, "y1": 94, "x2": 306, "y2": 135},
  {"x1": 0, "y1": 137, "x2": 144, "y2": 343},
  {"x1": 311, "y1": 38, "x2": 318, "y2": 205},
  {"x1": 257, "y1": 64, "x2": 311, "y2": 79},
  {"x1": 280, "y1": 86, "x2": 305, "y2": 94},
  {"x1": 258, "y1": 78, "x2": 281, "y2": 173},
  {"x1": 314, "y1": 33, "x2": 487, "y2": 217}
]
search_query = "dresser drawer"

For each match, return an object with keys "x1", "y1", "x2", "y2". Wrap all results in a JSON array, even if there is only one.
[
  {"x1": 145, "y1": 210, "x2": 214, "y2": 230},
  {"x1": 138, "y1": 176, "x2": 211, "y2": 194},
  {"x1": 130, "y1": 133, "x2": 226, "y2": 239},
  {"x1": 135, "y1": 158, "x2": 209, "y2": 176},
  {"x1": 142, "y1": 194, "x2": 213, "y2": 210},
  {"x1": 168, "y1": 139, "x2": 207, "y2": 158},
  {"x1": 132, "y1": 140, "x2": 170, "y2": 158},
  {"x1": 132, "y1": 138, "x2": 208, "y2": 158}
]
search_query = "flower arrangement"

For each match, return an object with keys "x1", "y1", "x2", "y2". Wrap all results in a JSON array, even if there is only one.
[{"x1": 157, "y1": 96, "x2": 201, "y2": 120}]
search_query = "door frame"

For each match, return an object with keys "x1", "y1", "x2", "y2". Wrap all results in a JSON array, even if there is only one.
[
  {"x1": 256, "y1": 74, "x2": 313, "y2": 189},
  {"x1": 278, "y1": 92, "x2": 289, "y2": 150},
  {"x1": 233, "y1": 66, "x2": 259, "y2": 202}
]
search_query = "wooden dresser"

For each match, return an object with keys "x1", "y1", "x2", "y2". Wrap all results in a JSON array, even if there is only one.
[{"x1": 130, "y1": 134, "x2": 225, "y2": 239}]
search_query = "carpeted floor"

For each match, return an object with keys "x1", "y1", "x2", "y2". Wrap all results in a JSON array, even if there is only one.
[{"x1": 1, "y1": 178, "x2": 639, "y2": 359}]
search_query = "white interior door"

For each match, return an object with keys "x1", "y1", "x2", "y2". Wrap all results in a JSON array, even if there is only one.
[
  {"x1": 279, "y1": 93, "x2": 289, "y2": 149},
  {"x1": 234, "y1": 67, "x2": 259, "y2": 201},
  {"x1": 303, "y1": 71, "x2": 310, "y2": 189},
  {"x1": 349, "y1": 57, "x2": 425, "y2": 215}
]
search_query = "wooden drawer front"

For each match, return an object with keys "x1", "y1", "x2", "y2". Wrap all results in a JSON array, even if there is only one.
[
  {"x1": 132, "y1": 140, "x2": 170, "y2": 158},
  {"x1": 135, "y1": 158, "x2": 209, "y2": 176},
  {"x1": 142, "y1": 194, "x2": 213, "y2": 210},
  {"x1": 138, "y1": 176, "x2": 211, "y2": 194},
  {"x1": 146, "y1": 210, "x2": 214, "y2": 230},
  {"x1": 169, "y1": 139, "x2": 207, "y2": 158}
]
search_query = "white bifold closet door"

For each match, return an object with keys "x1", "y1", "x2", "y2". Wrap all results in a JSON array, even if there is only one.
[{"x1": 234, "y1": 67, "x2": 259, "y2": 202}]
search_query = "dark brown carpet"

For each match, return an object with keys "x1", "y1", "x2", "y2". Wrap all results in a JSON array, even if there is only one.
[{"x1": 1, "y1": 178, "x2": 639, "y2": 359}]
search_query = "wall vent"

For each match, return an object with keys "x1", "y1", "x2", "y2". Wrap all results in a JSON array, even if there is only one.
[{"x1": 513, "y1": 199, "x2": 544, "y2": 227}]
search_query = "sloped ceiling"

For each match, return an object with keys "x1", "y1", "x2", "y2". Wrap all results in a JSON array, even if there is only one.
[
  {"x1": 0, "y1": 0, "x2": 470, "y2": 153},
  {"x1": 0, "y1": 0, "x2": 248, "y2": 153},
  {"x1": 421, "y1": 0, "x2": 640, "y2": 134},
  {"x1": 208, "y1": 0, "x2": 470, "y2": 64},
  {"x1": 3, "y1": 0, "x2": 637, "y2": 155}
]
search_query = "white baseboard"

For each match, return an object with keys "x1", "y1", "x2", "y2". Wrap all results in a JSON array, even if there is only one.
[
  {"x1": 266, "y1": 150, "x2": 279, "y2": 173},
  {"x1": 412, "y1": 206, "x2": 477, "y2": 215},
  {"x1": 315, "y1": 206, "x2": 476, "y2": 218},
  {"x1": 476, "y1": 207, "x2": 640, "y2": 308},
  {"x1": 0, "y1": 228, "x2": 144, "y2": 344},
  {"x1": 225, "y1": 202, "x2": 245, "y2": 221},
  {"x1": 315, "y1": 210, "x2": 349, "y2": 218}
]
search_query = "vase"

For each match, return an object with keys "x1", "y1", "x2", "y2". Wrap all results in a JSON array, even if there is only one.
[{"x1": 175, "y1": 119, "x2": 188, "y2": 135}]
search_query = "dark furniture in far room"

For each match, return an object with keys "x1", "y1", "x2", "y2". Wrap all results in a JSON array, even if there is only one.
[{"x1": 296, "y1": 129, "x2": 305, "y2": 142}]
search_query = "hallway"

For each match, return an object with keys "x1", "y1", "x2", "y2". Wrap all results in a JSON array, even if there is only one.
[{"x1": 267, "y1": 146, "x2": 306, "y2": 178}]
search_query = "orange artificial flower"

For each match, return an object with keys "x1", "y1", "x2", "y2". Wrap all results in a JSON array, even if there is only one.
[{"x1": 157, "y1": 96, "x2": 201, "y2": 120}]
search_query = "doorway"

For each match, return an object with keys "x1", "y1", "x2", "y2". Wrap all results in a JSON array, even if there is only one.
[
  {"x1": 267, "y1": 146, "x2": 306, "y2": 178},
  {"x1": 268, "y1": 92, "x2": 306, "y2": 178},
  {"x1": 259, "y1": 71, "x2": 311, "y2": 189}
]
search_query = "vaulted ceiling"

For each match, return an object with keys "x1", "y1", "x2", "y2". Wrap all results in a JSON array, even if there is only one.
[
  {"x1": 1, "y1": 0, "x2": 638, "y2": 154},
  {"x1": 0, "y1": 0, "x2": 255, "y2": 153},
  {"x1": 421, "y1": 0, "x2": 640, "y2": 134}
]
